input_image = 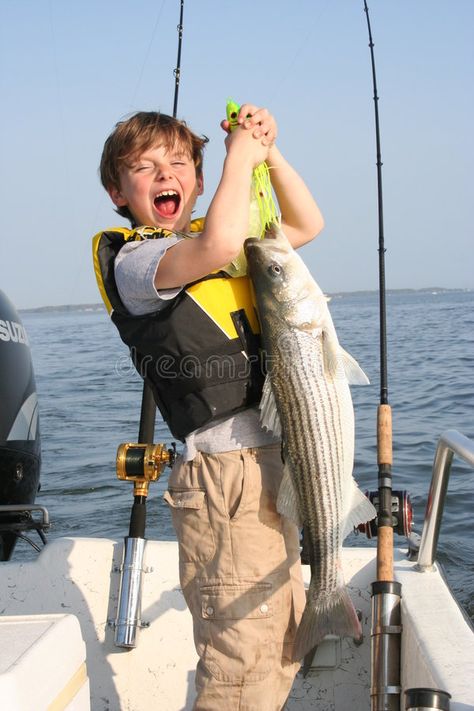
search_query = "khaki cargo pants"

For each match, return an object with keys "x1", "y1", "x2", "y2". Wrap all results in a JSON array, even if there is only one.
[{"x1": 164, "y1": 444, "x2": 305, "y2": 711}]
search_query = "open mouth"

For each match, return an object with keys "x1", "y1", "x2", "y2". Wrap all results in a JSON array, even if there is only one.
[{"x1": 153, "y1": 190, "x2": 181, "y2": 218}]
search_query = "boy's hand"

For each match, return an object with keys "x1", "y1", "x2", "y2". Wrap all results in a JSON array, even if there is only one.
[
  {"x1": 223, "y1": 120, "x2": 270, "y2": 169},
  {"x1": 238, "y1": 104, "x2": 277, "y2": 147},
  {"x1": 221, "y1": 103, "x2": 277, "y2": 148}
]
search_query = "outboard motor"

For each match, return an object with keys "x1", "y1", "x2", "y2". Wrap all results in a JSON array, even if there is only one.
[{"x1": 0, "y1": 289, "x2": 41, "y2": 560}]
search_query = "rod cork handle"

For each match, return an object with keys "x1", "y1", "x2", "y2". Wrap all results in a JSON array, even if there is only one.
[
  {"x1": 377, "y1": 403, "x2": 394, "y2": 580},
  {"x1": 377, "y1": 404, "x2": 392, "y2": 466},
  {"x1": 377, "y1": 526, "x2": 393, "y2": 580}
]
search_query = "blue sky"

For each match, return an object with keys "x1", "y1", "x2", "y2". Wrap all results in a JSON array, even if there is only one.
[{"x1": 1, "y1": 0, "x2": 472, "y2": 309}]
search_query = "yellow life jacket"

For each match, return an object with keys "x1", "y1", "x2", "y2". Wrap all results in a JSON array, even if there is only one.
[{"x1": 92, "y1": 222, "x2": 263, "y2": 440}]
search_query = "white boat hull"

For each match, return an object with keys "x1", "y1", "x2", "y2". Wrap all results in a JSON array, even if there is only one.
[{"x1": 0, "y1": 537, "x2": 473, "y2": 710}]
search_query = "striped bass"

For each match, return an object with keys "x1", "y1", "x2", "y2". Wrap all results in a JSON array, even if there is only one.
[{"x1": 244, "y1": 224, "x2": 376, "y2": 661}]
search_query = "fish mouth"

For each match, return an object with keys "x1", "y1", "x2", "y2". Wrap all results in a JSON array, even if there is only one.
[
  {"x1": 245, "y1": 229, "x2": 278, "y2": 247},
  {"x1": 153, "y1": 190, "x2": 181, "y2": 219},
  {"x1": 243, "y1": 237, "x2": 259, "y2": 257}
]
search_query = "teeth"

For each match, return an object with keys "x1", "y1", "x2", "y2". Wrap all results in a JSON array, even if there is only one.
[{"x1": 156, "y1": 190, "x2": 179, "y2": 198}]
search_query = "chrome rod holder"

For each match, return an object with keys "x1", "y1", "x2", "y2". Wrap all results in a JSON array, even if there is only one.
[
  {"x1": 418, "y1": 430, "x2": 474, "y2": 570},
  {"x1": 370, "y1": 580, "x2": 402, "y2": 711},
  {"x1": 114, "y1": 536, "x2": 147, "y2": 648}
]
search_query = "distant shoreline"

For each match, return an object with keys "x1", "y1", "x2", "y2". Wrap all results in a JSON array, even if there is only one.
[{"x1": 18, "y1": 287, "x2": 472, "y2": 314}]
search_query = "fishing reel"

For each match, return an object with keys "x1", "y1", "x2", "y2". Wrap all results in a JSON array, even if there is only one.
[
  {"x1": 357, "y1": 490, "x2": 413, "y2": 539},
  {"x1": 116, "y1": 442, "x2": 176, "y2": 496},
  {"x1": 114, "y1": 441, "x2": 176, "y2": 650}
]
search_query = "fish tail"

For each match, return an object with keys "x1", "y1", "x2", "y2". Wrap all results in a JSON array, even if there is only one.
[{"x1": 292, "y1": 585, "x2": 362, "y2": 662}]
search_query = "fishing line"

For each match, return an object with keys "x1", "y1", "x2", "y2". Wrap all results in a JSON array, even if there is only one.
[
  {"x1": 268, "y1": 0, "x2": 331, "y2": 99},
  {"x1": 128, "y1": 0, "x2": 167, "y2": 110}
]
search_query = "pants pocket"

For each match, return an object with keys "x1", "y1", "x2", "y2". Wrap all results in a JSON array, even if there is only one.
[
  {"x1": 198, "y1": 578, "x2": 277, "y2": 683},
  {"x1": 164, "y1": 487, "x2": 215, "y2": 564}
]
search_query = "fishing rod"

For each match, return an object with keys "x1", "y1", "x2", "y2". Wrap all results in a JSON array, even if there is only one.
[
  {"x1": 136, "y1": 0, "x2": 185, "y2": 448},
  {"x1": 173, "y1": 0, "x2": 184, "y2": 119},
  {"x1": 114, "y1": 0, "x2": 183, "y2": 649},
  {"x1": 363, "y1": 3, "x2": 402, "y2": 710},
  {"x1": 137, "y1": 0, "x2": 185, "y2": 447}
]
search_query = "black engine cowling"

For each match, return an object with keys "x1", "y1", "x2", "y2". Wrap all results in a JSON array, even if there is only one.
[{"x1": 0, "y1": 289, "x2": 41, "y2": 559}]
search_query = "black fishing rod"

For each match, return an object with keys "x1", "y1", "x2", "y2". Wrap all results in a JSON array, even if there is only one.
[
  {"x1": 114, "y1": 1, "x2": 183, "y2": 648},
  {"x1": 363, "y1": 3, "x2": 402, "y2": 710},
  {"x1": 173, "y1": 0, "x2": 184, "y2": 119},
  {"x1": 136, "y1": 0, "x2": 185, "y2": 448},
  {"x1": 366, "y1": 3, "x2": 388, "y2": 409},
  {"x1": 132, "y1": 0, "x2": 186, "y2": 524}
]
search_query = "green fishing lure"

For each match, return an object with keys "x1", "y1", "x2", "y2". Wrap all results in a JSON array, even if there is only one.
[{"x1": 226, "y1": 99, "x2": 278, "y2": 239}]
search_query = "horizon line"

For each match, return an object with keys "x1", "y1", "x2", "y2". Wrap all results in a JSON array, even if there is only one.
[{"x1": 17, "y1": 286, "x2": 473, "y2": 314}]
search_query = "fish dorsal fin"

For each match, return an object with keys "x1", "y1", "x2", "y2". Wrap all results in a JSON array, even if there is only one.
[
  {"x1": 339, "y1": 347, "x2": 370, "y2": 385},
  {"x1": 259, "y1": 374, "x2": 282, "y2": 437},
  {"x1": 342, "y1": 479, "x2": 377, "y2": 539},
  {"x1": 277, "y1": 460, "x2": 303, "y2": 526}
]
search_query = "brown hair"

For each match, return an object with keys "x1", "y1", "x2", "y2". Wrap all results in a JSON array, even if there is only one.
[{"x1": 100, "y1": 111, "x2": 208, "y2": 221}]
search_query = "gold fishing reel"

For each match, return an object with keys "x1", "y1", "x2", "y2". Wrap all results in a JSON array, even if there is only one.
[{"x1": 116, "y1": 442, "x2": 176, "y2": 497}]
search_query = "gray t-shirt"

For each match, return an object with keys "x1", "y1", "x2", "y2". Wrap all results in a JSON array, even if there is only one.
[
  {"x1": 114, "y1": 237, "x2": 278, "y2": 459},
  {"x1": 115, "y1": 236, "x2": 184, "y2": 315}
]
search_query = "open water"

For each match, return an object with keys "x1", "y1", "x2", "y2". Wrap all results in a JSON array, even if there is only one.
[{"x1": 17, "y1": 289, "x2": 474, "y2": 623}]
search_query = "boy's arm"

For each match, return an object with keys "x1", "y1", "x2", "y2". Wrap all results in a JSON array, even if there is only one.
[
  {"x1": 224, "y1": 103, "x2": 324, "y2": 249},
  {"x1": 267, "y1": 144, "x2": 324, "y2": 249},
  {"x1": 155, "y1": 105, "x2": 323, "y2": 289},
  {"x1": 155, "y1": 119, "x2": 270, "y2": 290}
]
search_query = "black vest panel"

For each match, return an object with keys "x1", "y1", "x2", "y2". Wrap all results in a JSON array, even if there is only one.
[{"x1": 94, "y1": 230, "x2": 264, "y2": 440}]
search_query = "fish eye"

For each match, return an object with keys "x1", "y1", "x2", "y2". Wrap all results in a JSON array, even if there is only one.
[{"x1": 268, "y1": 263, "x2": 282, "y2": 277}]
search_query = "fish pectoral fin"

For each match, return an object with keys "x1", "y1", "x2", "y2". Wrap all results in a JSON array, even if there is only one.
[
  {"x1": 339, "y1": 347, "x2": 370, "y2": 385},
  {"x1": 321, "y1": 330, "x2": 340, "y2": 379},
  {"x1": 342, "y1": 479, "x2": 378, "y2": 539},
  {"x1": 259, "y1": 374, "x2": 282, "y2": 437},
  {"x1": 277, "y1": 462, "x2": 303, "y2": 526},
  {"x1": 322, "y1": 331, "x2": 370, "y2": 385}
]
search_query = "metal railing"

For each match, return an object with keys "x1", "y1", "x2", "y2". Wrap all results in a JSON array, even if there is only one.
[
  {"x1": 417, "y1": 429, "x2": 474, "y2": 570},
  {"x1": 0, "y1": 504, "x2": 50, "y2": 525}
]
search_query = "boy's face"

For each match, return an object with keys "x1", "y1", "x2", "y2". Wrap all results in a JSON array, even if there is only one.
[{"x1": 108, "y1": 142, "x2": 203, "y2": 231}]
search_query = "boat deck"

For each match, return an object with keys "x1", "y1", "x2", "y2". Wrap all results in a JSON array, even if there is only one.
[{"x1": 1, "y1": 538, "x2": 473, "y2": 710}]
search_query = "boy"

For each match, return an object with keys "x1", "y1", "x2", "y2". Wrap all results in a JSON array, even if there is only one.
[{"x1": 96, "y1": 104, "x2": 324, "y2": 710}]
